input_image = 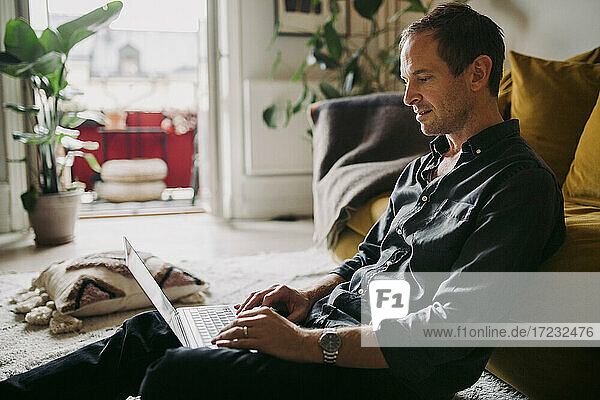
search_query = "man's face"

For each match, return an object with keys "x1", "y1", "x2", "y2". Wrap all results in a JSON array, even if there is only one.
[{"x1": 400, "y1": 33, "x2": 473, "y2": 136}]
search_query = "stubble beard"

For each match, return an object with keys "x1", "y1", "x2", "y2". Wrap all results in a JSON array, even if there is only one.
[{"x1": 420, "y1": 83, "x2": 473, "y2": 137}]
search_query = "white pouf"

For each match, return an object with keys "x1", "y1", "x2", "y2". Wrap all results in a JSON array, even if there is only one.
[
  {"x1": 101, "y1": 158, "x2": 167, "y2": 183},
  {"x1": 95, "y1": 181, "x2": 166, "y2": 202}
]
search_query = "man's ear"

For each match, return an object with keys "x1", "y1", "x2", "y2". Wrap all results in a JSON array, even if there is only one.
[{"x1": 469, "y1": 55, "x2": 493, "y2": 92}]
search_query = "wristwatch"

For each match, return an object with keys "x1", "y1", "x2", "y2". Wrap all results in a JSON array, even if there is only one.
[{"x1": 318, "y1": 329, "x2": 341, "y2": 365}]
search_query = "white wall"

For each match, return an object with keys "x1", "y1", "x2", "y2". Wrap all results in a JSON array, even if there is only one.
[
  {"x1": 434, "y1": 0, "x2": 600, "y2": 65},
  {"x1": 217, "y1": 0, "x2": 600, "y2": 220},
  {"x1": 217, "y1": 0, "x2": 314, "y2": 219}
]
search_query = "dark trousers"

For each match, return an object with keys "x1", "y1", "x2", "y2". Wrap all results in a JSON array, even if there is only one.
[{"x1": 1, "y1": 311, "x2": 414, "y2": 400}]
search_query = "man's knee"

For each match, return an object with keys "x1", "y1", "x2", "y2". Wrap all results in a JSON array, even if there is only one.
[{"x1": 122, "y1": 310, "x2": 164, "y2": 331}]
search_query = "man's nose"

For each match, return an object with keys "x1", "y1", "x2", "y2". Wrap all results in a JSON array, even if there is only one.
[{"x1": 403, "y1": 81, "x2": 421, "y2": 106}]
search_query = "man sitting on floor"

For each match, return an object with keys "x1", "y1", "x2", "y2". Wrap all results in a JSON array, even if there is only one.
[{"x1": 1, "y1": 3, "x2": 565, "y2": 400}]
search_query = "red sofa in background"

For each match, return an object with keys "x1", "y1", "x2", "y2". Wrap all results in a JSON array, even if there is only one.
[{"x1": 72, "y1": 112, "x2": 195, "y2": 191}]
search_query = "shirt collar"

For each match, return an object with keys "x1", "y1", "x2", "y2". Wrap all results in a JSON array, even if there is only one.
[{"x1": 428, "y1": 119, "x2": 520, "y2": 157}]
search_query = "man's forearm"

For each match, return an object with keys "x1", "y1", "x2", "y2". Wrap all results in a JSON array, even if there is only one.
[{"x1": 302, "y1": 273, "x2": 346, "y2": 306}]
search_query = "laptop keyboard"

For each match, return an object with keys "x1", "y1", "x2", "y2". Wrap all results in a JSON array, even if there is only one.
[{"x1": 189, "y1": 306, "x2": 236, "y2": 345}]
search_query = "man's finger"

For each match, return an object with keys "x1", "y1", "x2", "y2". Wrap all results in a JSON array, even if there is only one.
[
  {"x1": 287, "y1": 309, "x2": 304, "y2": 323},
  {"x1": 238, "y1": 289, "x2": 272, "y2": 314},
  {"x1": 236, "y1": 291, "x2": 262, "y2": 314},
  {"x1": 235, "y1": 307, "x2": 271, "y2": 319},
  {"x1": 214, "y1": 338, "x2": 258, "y2": 350},
  {"x1": 217, "y1": 313, "x2": 267, "y2": 335},
  {"x1": 212, "y1": 326, "x2": 246, "y2": 343},
  {"x1": 235, "y1": 291, "x2": 256, "y2": 314}
]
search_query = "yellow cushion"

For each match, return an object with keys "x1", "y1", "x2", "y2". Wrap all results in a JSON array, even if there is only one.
[
  {"x1": 331, "y1": 228, "x2": 366, "y2": 264},
  {"x1": 345, "y1": 194, "x2": 389, "y2": 237},
  {"x1": 498, "y1": 47, "x2": 600, "y2": 121},
  {"x1": 563, "y1": 94, "x2": 600, "y2": 207},
  {"x1": 497, "y1": 71, "x2": 512, "y2": 120},
  {"x1": 510, "y1": 51, "x2": 600, "y2": 184},
  {"x1": 568, "y1": 46, "x2": 600, "y2": 64},
  {"x1": 537, "y1": 200, "x2": 600, "y2": 272},
  {"x1": 331, "y1": 194, "x2": 390, "y2": 263}
]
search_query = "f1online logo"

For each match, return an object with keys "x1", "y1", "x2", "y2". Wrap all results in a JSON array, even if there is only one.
[{"x1": 368, "y1": 280, "x2": 411, "y2": 330}]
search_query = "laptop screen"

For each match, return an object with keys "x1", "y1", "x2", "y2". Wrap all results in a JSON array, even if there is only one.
[{"x1": 123, "y1": 237, "x2": 185, "y2": 345}]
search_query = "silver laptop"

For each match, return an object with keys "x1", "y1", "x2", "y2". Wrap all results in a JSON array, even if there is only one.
[{"x1": 124, "y1": 236, "x2": 236, "y2": 348}]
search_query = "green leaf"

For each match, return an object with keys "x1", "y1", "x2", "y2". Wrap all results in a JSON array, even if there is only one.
[
  {"x1": 20, "y1": 51, "x2": 63, "y2": 77},
  {"x1": 0, "y1": 52, "x2": 29, "y2": 77},
  {"x1": 323, "y1": 22, "x2": 342, "y2": 61},
  {"x1": 20, "y1": 185, "x2": 38, "y2": 212},
  {"x1": 313, "y1": 50, "x2": 339, "y2": 70},
  {"x1": 291, "y1": 59, "x2": 307, "y2": 82},
  {"x1": 282, "y1": 100, "x2": 293, "y2": 128},
  {"x1": 68, "y1": 181, "x2": 86, "y2": 191},
  {"x1": 84, "y1": 153, "x2": 102, "y2": 172},
  {"x1": 292, "y1": 85, "x2": 308, "y2": 113},
  {"x1": 57, "y1": 1, "x2": 123, "y2": 54},
  {"x1": 66, "y1": 29, "x2": 95, "y2": 52},
  {"x1": 328, "y1": 0, "x2": 340, "y2": 15},
  {"x1": 404, "y1": 0, "x2": 428, "y2": 14},
  {"x1": 61, "y1": 110, "x2": 106, "y2": 128},
  {"x1": 43, "y1": 67, "x2": 67, "y2": 95},
  {"x1": 5, "y1": 104, "x2": 39, "y2": 114},
  {"x1": 306, "y1": 26, "x2": 322, "y2": 48},
  {"x1": 56, "y1": 125, "x2": 81, "y2": 138},
  {"x1": 353, "y1": 0, "x2": 383, "y2": 19},
  {"x1": 61, "y1": 135, "x2": 98, "y2": 150},
  {"x1": 12, "y1": 130, "x2": 49, "y2": 145},
  {"x1": 319, "y1": 81, "x2": 341, "y2": 99},
  {"x1": 39, "y1": 28, "x2": 64, "y2": 53},
  {"x1": 77, "y1": 110, "x2": 107, "y2": 124},
  {"x1": 388, "y1": 10, "x2": 404, "y2": 23},
  {"x1": 263, "y1": 104, "x2": 279, "y2": 128},
  {"x1": 344, "y1": 49, "x2": 362, "y2": 75},
  {"x1": 62, "y1": 151, "x2": 101, "y2": 173},
  {"x1": 60, "y1": 115, "x2": 85, "y2": 129},
  {"x1": 4, "y1": 19, "x2": 45, "y2": 62},
  {"x1": 269, "y1": 50, "x2": 282, "y2": 79},
  {"x1": 343, "y1": 72, "x2": 355, "y2": 95}
]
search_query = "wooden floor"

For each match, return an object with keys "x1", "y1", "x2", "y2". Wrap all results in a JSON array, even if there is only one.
[{"x1": 0, "y1": 214, "x2": 316, "y2": 274}]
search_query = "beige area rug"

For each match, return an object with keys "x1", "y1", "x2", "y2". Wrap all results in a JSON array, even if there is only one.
[{"x1": 0, "y1": 247, "x2": 526, "y2": 399}]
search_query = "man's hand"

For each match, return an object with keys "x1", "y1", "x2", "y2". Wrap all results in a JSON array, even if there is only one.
[
  {"x1": 234, "y1": 284, "x2": 313, "y2": 323},
  {"x1": 211, "y1": 306, "x2": 319, "y2": 363}
]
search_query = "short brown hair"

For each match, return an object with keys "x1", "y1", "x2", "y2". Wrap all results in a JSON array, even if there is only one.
[{"x1": 400, "y1": 2, "x2": 505, "y2": 96}]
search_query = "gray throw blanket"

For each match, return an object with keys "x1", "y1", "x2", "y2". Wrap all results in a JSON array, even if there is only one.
[{"x1": 311, "y1": 93, "x2": 431, "y2": 248}]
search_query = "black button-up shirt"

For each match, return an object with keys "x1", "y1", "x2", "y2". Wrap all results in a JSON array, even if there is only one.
[{"x1": 305, "y1": 119, "x2": 566, "y2": 399}]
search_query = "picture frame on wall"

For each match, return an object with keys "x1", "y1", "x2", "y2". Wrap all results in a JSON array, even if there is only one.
[{"x1": 274, "y1": 0, "x2": 349, "y2": 36}]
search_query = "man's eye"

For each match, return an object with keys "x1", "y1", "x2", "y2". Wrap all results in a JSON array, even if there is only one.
[{"x1": 419, "y1": 77, "x2": 430, "y2": 82}]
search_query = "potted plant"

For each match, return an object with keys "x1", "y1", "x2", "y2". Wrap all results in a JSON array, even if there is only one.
[
  {"x1": 263, "y1": 0, "x2": 467, "y2": 130},
  {"x1": 0, "y1": 1, "x2": 123, "y2": 245}
]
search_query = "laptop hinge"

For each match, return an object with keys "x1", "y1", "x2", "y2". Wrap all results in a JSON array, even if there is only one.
[{"x1": 175, "y1": 312, "x2": 190, "y2": 347}]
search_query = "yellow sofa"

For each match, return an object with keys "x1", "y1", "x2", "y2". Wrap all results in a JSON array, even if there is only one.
[{"x1": 328, "y1": 48, "x2": 600, "y2": 399}]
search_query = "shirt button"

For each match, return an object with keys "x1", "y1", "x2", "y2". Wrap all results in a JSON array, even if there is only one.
[
  {"x1": 396, "y1": 226, "x2": 402, "y2": 235},
  {"x1": 358, "y1": 288, "x2": 364, "y2": 295},
  {"x1": 386, "y1": 261, "x2": 393, "y2": 267},
  {"x1": 475, "y1": 148, "x2": 482, "y2": 154},
  {"x1": 421, "y1": 195, "x2": 428, "y2": 202}
]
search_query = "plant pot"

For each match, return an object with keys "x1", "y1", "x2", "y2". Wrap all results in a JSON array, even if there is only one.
[{"x1": 28, "y1": 190, "x2": 82, "y2": 246}]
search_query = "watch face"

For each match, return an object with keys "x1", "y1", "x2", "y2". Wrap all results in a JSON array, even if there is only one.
[{"x1": 320, "y1": 332, "x2": 341, "y2": 352}]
